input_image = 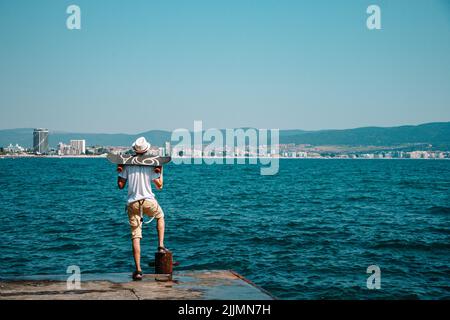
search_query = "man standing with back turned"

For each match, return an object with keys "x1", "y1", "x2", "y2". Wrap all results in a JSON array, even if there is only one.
[{"x1": 117, "y1": 137, "x2": 169, "y2": 280}]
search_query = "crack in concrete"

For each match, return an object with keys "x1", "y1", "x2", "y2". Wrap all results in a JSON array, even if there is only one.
[
  {"x1": 1, "y1": 289, "x2": 114, "y2": 297},
  {"x1": 129, "y1": 288, "x2": 141, "y2": 300}
]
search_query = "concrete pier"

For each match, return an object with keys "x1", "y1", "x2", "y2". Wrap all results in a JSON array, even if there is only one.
[{"x1": 0, "y1": 270, "x2": 274, "y2": 300}]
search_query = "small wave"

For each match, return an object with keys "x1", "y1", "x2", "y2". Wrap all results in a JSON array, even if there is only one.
[
  {"x1": 346, "y1": 195, "x2": 376, "y2": 202},
  {"x1": 371, "y1": 239, "x2": 450, "y2": 251},
  {"x1": 426, "y1": 226, "x2": 450, "y2": 235},
  {"x1": 397, "y1": 180, "x2": 434, "y2": 190},
  {"x1": 427, "y1": 206, "x2": 450, "y2": 215},
  {"x1": 43, "y1": 243, "x2": 81, "y2": 251},
  {"x1": 286, "y1": 221, "x2": 302, "y2": 228}
]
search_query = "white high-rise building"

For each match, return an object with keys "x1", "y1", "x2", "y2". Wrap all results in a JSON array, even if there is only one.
[
  {"x1": 33, "y1": 128, "x2": 49, "y2": 154},
  {"x1": 70, "y1": 140, "x2": 86, "y2": 155}
]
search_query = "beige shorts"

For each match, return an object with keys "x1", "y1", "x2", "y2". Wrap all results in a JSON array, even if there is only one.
[{"x1": 127, "y1": 199, "x2": 164, "y2": 239}]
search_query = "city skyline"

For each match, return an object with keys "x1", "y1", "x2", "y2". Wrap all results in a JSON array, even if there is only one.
[
  {"x1": 1, "y1": 124, "x2": 449, "y2": 160},
  {"x1": 1, "y1": 1, "x2": 450, "y2": 133},
  {"x1": 1, "y1": 121, "x2": 450, "y2": 156}
]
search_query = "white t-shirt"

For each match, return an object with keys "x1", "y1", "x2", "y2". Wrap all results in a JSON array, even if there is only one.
[{"x1": 119, "y1": 166, "x2": 161, "y2": 203}]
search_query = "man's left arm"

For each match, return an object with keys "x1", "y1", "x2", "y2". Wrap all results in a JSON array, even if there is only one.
[
  {"x1": 152, "y1": 166, "x2": 163, "y2": 190},
  {"x1": 117, "y1": 165, "x2": 127, "y2": 189},
  {"x1": 118, "y1": 177, "x2": 127, "y2": 189}
]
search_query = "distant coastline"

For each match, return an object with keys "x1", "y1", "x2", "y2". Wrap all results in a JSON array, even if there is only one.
[
  {"x1": 1, "y1": 122, "x2": 450, "y2": 150},
  {"x1": 0, "y1": 154, "x2": 107, "y2": 159},
  {"x1": 0, "y1": 154, "x2": 448, "y2": 160}
]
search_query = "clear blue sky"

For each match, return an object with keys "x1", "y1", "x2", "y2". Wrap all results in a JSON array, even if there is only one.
[{"x1": 0, "y1": 0, "x2": 449, "y2": 133}]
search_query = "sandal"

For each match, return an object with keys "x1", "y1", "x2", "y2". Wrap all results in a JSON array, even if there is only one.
[{"x1": 132, "y1": 270, "x2": 143, "y2": 281}]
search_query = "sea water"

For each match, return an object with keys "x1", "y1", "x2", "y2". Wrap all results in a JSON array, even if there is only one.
[{"x1": 0, "y1": 158, "x2": 449, "y2": 299}]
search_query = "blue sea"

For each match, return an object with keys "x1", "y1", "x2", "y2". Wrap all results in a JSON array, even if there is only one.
[{"x1": 0, "y1": 158, "x2": 449, "y2": 299}]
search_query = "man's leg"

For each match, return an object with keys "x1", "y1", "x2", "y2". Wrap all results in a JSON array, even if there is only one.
[
  {"x1": 128, "y1": 201, "x2": 143, "y2": 275},
  {"x1": 132, "y1": 238, "x2": 141, "y2": 272},
  {"x1": 156, "y1": 217, "x2": 165, "y2": 248},
  {"x1": 145, "y1": 200, "x2": 166, "y2": 250}
]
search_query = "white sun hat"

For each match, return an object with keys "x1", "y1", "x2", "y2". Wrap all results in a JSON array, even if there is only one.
[{"x1": 132, "y1": 137, "x2": 151, "y2": 154}]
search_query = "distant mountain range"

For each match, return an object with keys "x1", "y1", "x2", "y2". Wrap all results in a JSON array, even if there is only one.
[
  {"x1": 1, "y1": 122, "x2": 449, "y2": 150},
  {"x1": 279, "y1": 122, "x2": 450, "y2": 150}
]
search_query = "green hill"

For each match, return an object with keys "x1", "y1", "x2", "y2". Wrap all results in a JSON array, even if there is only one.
[{"x1": 1, "y1": 122, "x2": 449, "y2": 150}]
